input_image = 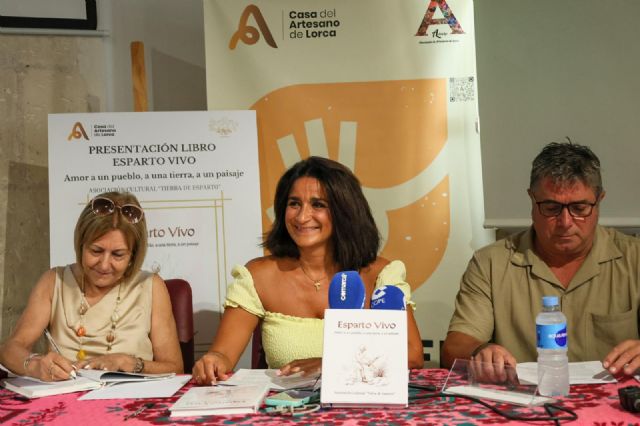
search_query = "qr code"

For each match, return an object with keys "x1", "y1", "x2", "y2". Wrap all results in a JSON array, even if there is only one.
[{"x1": 449, "y1": 76, "x2": 475, "y2": 102}]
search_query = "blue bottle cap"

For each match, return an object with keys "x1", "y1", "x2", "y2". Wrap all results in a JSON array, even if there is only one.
[{"x1": 542, "y1": 296, "x2": 559, "y2": 307}]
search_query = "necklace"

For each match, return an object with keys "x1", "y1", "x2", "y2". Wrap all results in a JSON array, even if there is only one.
[
  {"x1": 75, "y1": 273, "x2": 123, "y2": 360},
  {"x1": 300, "y1": 264, "x2": 326, "y2": 291}
]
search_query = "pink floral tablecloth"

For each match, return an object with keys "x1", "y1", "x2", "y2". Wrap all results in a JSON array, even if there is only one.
[{"x1": 1, "y1": 370, "x2": 638, "y2": 425}]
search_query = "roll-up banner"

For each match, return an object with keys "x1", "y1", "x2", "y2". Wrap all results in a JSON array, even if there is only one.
[
  {"x1": 203, "y1": 0, "x2": 493, "y2": 365},
  {"x1": 48, "y1": 111, "x2": 263, "y2": 358}
]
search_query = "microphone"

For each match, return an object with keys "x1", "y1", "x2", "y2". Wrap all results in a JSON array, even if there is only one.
[
  {"x1": 328, "y1": 271, "x2": 366, "y2": 309},
  {"x1": 370, "y1": 285, "x2": 406, "y2": 310}
]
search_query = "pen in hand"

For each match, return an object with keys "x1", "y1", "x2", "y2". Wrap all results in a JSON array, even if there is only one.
[{"x1": 44, "y1": 328, "x2": 77, "y2": 380}]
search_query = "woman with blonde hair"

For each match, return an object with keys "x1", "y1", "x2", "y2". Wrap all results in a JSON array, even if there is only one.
[{"x1": 0, "y1": 191, "x2": 183, "y2": 381}]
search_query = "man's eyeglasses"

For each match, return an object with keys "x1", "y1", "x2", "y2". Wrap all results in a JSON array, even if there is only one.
[
  {"x1": 534, "y1": 199, "x2": 598, "y2": 218},
  {"x1": 91, "y1": 197, "x2": 144, "y2": 224}
]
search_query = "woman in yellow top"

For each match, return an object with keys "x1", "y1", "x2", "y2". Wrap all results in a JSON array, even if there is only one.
[
  {"x1": 193, "y1": 157, "x2": 423, "y2": 384},
  {"x1": 0, "y1": 192, "x2": 183, "y2": 381}
]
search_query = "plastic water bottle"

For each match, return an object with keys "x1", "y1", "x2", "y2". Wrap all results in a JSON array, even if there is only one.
[{"x1": 536, "y1": 296, "x2": 569, "y2": 396}]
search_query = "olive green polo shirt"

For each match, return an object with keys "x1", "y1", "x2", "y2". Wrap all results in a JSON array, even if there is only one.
[{"x1": 448, "y1": 226, "x2": 640, "y2": 362}]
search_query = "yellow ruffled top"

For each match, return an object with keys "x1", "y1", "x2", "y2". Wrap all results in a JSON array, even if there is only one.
[{"x1": 223, "y1": 260, "x2": 414, "y2": 368}]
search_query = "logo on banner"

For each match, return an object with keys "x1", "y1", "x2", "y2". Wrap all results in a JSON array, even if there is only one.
[
  {"x1": 209, "y1": 117, "x2": 239, "y2": 137},
  {"x1": 288, "y1": 8, "x2": 339, "y2": 40},
  {"x1": 253, "y1": 80, "x2": 450, "y2": 290},
  {"x1": 416, "y1": 0, "x2": 464, "y2": 37},
  {"x1": 229, "y1": 5, "x2": 277, "y2": 49},
  {"x1": 67, "y1": 122, "x2": 89, "y2": 141},
  {"x1": 91, "y1": 123, "x2": 117, "y2": 138}
]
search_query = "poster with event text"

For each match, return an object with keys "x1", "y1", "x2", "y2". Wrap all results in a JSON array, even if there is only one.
[{"x1": 48, "y1": 111, "x2": 263, "y2": 356}]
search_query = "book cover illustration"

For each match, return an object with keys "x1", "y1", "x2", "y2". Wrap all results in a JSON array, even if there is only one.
[{"x1": 344, "y1": 344, "x2": 390, "y2": 386}]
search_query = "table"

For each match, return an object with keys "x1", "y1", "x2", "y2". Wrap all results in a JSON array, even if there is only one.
[{"x1": 1, "y1": 370, "x2": 638, "y2": 425}]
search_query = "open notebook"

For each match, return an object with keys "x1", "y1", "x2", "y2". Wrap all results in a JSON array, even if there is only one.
[
  {"x1": 1, "y1": 376, "x2": 101, "y2": 398},
  {"x1": 1, "y1": 369, "x2": 175, "y2": 399}
]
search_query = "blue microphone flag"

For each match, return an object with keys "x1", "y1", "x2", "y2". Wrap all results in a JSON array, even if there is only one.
[
  {"x1": 328, "y1": 271, "x2": 366, "y2": 309},
  {"x1": 370, "y1": 285, "x2": 406, "y2": 310}
]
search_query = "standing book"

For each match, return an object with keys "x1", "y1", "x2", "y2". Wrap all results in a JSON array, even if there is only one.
[
  {"x1": 320, "y1": 309, "x2": 408, "y2": 407},
  {"x1": 169, "y1": 384, "x2": 270, "y2": 417}
]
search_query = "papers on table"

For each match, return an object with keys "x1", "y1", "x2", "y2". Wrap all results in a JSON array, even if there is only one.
[
  {"x1": 79, "y1": 374, "x2": 191, "y2": 400},
  {"x1": 222, "y1": 369, "x2": 321, "y2": 391},
  {"x1": 77, "y1": 369, "x2": 175, "y2": 383},
  {"x1": 0, "y1": 363, "x2": 77, "y2": 399},
  {"x1": 0, "y1": 366, "x2": 188, "y2": 400},
  {"x1": 516, "y1": 361, "x2": 616, "y2": 385}
]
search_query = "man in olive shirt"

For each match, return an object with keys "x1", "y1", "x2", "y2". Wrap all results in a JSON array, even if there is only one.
[{"x1": 442, "y1": 142, "x2": 640, "y2": 377}]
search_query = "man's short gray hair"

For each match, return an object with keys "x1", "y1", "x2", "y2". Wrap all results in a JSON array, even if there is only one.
[{"x1": 530, "y1": 141, "x2": 603, "y2": 196}]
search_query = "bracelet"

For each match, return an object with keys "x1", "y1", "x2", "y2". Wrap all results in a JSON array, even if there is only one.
[
  {"x1": 131, "y1": 356, "x2": 145, "y2": 373},
  {"x1": 470, "y1": 342, "x2": 492, "y2": 358},
  {"x1": 23, "y1": 353, "x2": 42, "y2": 373}
]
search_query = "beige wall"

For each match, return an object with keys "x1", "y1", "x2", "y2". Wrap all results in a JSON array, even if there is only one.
[
  {"x1": 0, "y1": 34, "x2": 107, "y2": 340},
  {"x1": 0, "y1": 0, "x2": 207, "y2": 348}
]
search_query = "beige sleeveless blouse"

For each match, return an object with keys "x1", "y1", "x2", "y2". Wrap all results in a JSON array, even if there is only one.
[{"x1": 49, "y1": 265, "x2": 154, "y2": 361}]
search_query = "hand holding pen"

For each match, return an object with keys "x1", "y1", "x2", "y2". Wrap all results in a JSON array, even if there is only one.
[{"x1": 43, "y1": 329, "x2": 77, "y2": 380}]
